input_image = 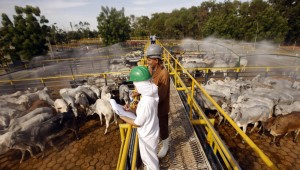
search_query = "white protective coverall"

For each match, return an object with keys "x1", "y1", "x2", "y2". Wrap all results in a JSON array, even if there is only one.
[{"x1": 133, "y1": 80, "x2": 160, "y2": 170}]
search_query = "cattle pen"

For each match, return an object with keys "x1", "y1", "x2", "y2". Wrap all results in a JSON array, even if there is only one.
[{"x1": 0, "y1": 40, "x2": 300, "y2": 170}]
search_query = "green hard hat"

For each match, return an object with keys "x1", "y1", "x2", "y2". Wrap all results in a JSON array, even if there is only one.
[{"x1": 129, "y1": 66, "x2": 151, "y2": 82}]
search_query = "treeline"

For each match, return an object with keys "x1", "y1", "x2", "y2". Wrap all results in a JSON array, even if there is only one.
[
  {"x1": 131, "y1": 0, "x2": 299, "y2": 45},
  {"x1": 0, "y1": 5, "x2": 97, "y2": 65},
  {"x1": 0, "y1": 0, "x2": 299, "y2": 66},
  {"x1": 51, "y1": 21, "x2": 98, "y2": 46}
]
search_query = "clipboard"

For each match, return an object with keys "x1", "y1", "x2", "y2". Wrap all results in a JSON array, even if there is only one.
[{"x1": 109, "y1": 99, "x2": 136, "y2": 119}]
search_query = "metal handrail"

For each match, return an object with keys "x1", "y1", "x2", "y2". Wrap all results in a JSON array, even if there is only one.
[
  {"x1": 157, "y1": 40, "x2": 278, "y2": 170},
  {"x1": 182, "y1": 65, "x2": 299, "y2": 71},
  {"x1": 117, "y1": 124, "x2": 139, "y2": 170},
  {"x1": 0, "y1": 71, "x2": 130, "y2": 83}
]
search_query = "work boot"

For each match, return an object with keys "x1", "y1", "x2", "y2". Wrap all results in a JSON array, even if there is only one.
[{"x1": 158, "y1": 137, "x2": 170, "y2": 158}]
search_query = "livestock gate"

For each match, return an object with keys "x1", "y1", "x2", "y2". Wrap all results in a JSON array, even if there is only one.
[{"x1": 0, "y1": 39, "x2": 300, "y2": 169}]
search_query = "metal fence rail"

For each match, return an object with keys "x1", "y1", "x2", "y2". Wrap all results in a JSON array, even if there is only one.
[{"x1": 0, "y1": 72, "x2": 129, "y2": 96}]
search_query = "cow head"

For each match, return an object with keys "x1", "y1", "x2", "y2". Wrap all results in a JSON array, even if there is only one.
[
  {"x1": 0, "y1": 115, "x2": 9, "y2": 129},
  {"x1": 274, "y1": 105, "x2": 283, "y2": 116},
  {"x1": 86, "y1": 106, "x2": 94, "y2": 116},
  {"x1": 75, "y1": 92, "x2": 89, "y2": 109},
  {"x1": 230, "y1": 104, "x2": 240, "y2": 120},
  {"x1": 263, "y1": 117, "x2": 277, "y2": 131}
]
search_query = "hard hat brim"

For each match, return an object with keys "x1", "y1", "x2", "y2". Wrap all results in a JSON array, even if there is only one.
[{"x1": 147, "y1": 55, "x2": 162, "y2": 59}]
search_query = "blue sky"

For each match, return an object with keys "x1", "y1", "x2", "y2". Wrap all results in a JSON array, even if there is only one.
[{"x1": 0, "y1": 0, "x2": 236, "y2": 31}]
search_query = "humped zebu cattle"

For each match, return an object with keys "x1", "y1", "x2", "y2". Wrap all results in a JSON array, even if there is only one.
[
  {"x1": 0, "y1": 114, "x2": 10, "y2": 130},
  {"x1": 0, "y1": 108, "x2": 55, "y2": 163},
  {"x1": 239, "y1": 58, "x2": 248, "y2": 72},
  {"x1": 181, "y1": 61, "x2": 206, "y2": 77},
  {"x1": 119, "y1": 84, "x2": 130, "y2": 105},
  {"x1": 274, "y1": 101, "x2": 300, "y2": 116},
  {"x1": 27, "y1": 99, "x2": 52, "y2": 112},
  {"x1": 59, "y1": 86, "x2": 98, "y2": 117},
  {"x1": 1, "y1": 87, "x2": 54, "y2": 113},
  {"x1": 292, "y1": 81, "x2": 300, "y2": 90},
  {"x1": 230, "y1": 105, "x2": 270, "y2": 134},
  {"x1": 8, "y1": 107, "x2": 54, "y2": 131},
  {"x1": 9, "y1": 112, "x2": 53, "y2": 132},
  {"x1": 264, "y1": 111, "x2": 300, "y2": 146},
  {"x1": 53, "y1": 99, "x2": 69, "y2": 113},
  {"x1": 8, "y1": 109, "x2": 79, "y2": 163},
  {"x1": 86, "y1": 85, "x2": 117, "y2": 134},
  {"x1": 0, "y1": 132, "x2": 13, "y2": 155}
]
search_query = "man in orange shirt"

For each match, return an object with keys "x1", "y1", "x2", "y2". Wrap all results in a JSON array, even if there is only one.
[{"x1": 146, "y1": 44, "x2": 170, "y2": 158}]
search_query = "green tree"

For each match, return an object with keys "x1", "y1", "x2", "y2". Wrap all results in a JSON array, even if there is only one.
[
  {"x1": 202, "y1": 0, "x2": 288, "y2": 43},
  {"x1": 0, "y1": 48, "x2": 11, "y2": 68},
  {"x1": 131, "y1": 16, "x2": 150, "y2": 37},
  {"x1": 148, "y1": 13, "x2": 168, "y2": 38},
  {"x1": 13, "y1": 5, "x2": 50, "y2": 60},
  {"x1": 97, "y1": 6, "x2": 131, "y2": 46},
  {"x1": 196, "y1": 1, "x2": 217, "y2": 38},
  {"x1": 0, "y1": 13, "x2": 20, "y2": 63},
  {"x1": 0, "y1": 5, "x2": 50, "y2": 62},
  {"x1": 268, "y1": 0, "x2": 300, "y2": 44},
  {"x1": 244, "y1": 0, "x2": 288, "y2": 43}
]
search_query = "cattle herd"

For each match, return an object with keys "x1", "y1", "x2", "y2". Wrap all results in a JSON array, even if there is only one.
[
  {"x1": 0, "y1": 78, "x2": 131, "y2": 163},
  {"x1": 178, "y1": 52, "x2": 248, "y2": 77},
  {"x1": 198, "y1": 74, "x2": 300, "y2": 146}
]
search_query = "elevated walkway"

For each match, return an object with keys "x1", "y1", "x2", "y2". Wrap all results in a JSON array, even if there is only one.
[{"x1": 159, "y1": 81, "x2": 211, "y2": 169}]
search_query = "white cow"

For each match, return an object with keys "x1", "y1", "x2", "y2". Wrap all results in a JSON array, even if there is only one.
[
  {"x1": 292, "y1": 81, "x2": 300, "y2": 90},
  {"x1": 232, "y1": 105, "x2": 270, "y2": 134},
  {"x1": 275, "y1": 101, "x2": 300, "y2": 116},
  {"x1": 119, "y1": 84, "x2": 130, "y2": 105},
  {"x1": 211, "y1": 59, "x2": 228, "y2": 77},
  {"x1": 240, "y1": 58, "x2": 248, "y2": 72},
  {"x1": 86, "y1": 85, "x2": 117, "y2": 134},
  {"x1": 53, "y1": 99, "x2": 69, "y2": 113},
  {"x1": 8, "y1": 107, "x2": 54, "y2": 131}
]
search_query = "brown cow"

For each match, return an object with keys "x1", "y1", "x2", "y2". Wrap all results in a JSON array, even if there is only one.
[
  {"x1": 264, "y1": 111, "x2": 300, "y2": 146},
  {"x1": 27, "y1": 99, "x2": 52, "y2": 112}
]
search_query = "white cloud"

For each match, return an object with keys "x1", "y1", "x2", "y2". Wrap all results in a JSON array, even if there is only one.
[
  {"x1": 131, "y1": 0, "x2": 156, "y2": 6},
  {"x1": 1, "y1": 0, "x2": 250, "y2": 31},
  {"x1": 40, "y1": 0, "x2": 90, "y2": 10}
]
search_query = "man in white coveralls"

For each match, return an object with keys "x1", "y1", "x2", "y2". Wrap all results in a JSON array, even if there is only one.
[{"x1": 120, "y1": 66, "x2": 160, "y2": 170}]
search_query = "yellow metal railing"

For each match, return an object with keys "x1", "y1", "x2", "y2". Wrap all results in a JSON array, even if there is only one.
[
  {"x1": 117, "y1": 124, "x2": 139, "y2": 170},
  {"x1": 4, "y1": 46, "x2": 145, "y2": 69},
  {"x1": 183, "y1": 65, "x2": 299, "y2": 73},
  {"x1": 156, "y1": 40, "x2": 278, "y2": 170},
  {"x1": 130, "y1": 36, "x2": 149, "y2": 40},
  {"x1": 0, "y1": 72, "x2": 130, "y2": 84}
]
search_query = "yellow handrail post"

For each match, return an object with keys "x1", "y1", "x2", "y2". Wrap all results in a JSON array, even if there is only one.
[
  {"x1": 131, "y1": 132, "x2": 139, "y2": 170},
  {"x1": 188, "y1": 80, "x2": 195, "y2": 120},
  {"x1": 167, "y1": 52, "x2": 170, "y2": 71},
  {"x1": 118, "y1": 124, "x2": 133, "y2": 170},
  {"x1": 174, "y1": 61, "x2": 178, "y2": 88},
  {"x1": 117, "y1": 126, "x2": 125, "y2": 170}
]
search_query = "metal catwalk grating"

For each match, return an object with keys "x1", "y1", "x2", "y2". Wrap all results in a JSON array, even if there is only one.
[{"x1": 159, "y1": 81, "x2": 212, "y2": 170}]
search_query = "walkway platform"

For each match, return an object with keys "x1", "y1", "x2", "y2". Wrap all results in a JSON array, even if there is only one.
[{"x1": 159, "y1": 81, "x2": 212, "y2": 170}]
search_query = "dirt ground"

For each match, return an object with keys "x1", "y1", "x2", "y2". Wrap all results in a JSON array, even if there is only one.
[{"x1": 210, "y1": 114, "x2": 300, "y2": 170}]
